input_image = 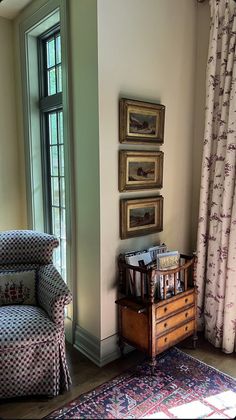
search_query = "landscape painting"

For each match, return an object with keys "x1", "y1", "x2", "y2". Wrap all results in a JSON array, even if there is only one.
[
  {"x1": 128, "y1": 161, "x2": 155, "y2": 181},
  {"x1": 119, "y1": 98, "x2": 165, "y2": 144},
  {"x1": 128, "y1": 110, "x2": 158, "y2": 137},
  {"x1": 120, "y1": 196, "x2": 163, "y2": 239},
  {"x1": 129, "y1": 206, "x2": 155, "y2": 228},
  {"x1": 119, "y1": 151, "x2": 163, "y2": 191}
]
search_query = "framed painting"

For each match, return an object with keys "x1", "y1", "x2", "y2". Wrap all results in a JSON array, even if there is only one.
[
  {"x1": 119, "y1": 98, "x2": 165, "y2": 144},
  {"x1": 119, "y1": 150, "x2": 164, "y2": 192},
  {"x1": 120, "y1": 196, "x2": 163, "y2": 239}
]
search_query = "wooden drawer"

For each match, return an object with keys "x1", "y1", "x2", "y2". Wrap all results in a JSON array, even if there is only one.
[
  {"x1": 156, "y1": 305, "x2": 195, "y2": 336},
  {"x1": 156, "y1": 319, "x2": 195, "y2": 353},
  {"x1": 155, "y1": 291, "x2": 194, "y2": 320}
]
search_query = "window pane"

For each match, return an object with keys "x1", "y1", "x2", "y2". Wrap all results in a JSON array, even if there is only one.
[
  {"x1": 52, "y1": 206, "x2": 60, "y2": 237},
  {"x1": 58, "y1": 112, "x2": 63, "y2": 143},
  {"x1": 61, "y1": 208, "x2": 66, "y2": 239},
  {"x1": 50, "y1": 146, "x2": 58, "y2": 176},
  {"x1": 46, "y1": 38, "x2": 55, "y2": 68},
  {"x1": 57, "y1": 65, "x2": 62, "y2": 93},
  {"x1": 56, "y1": 35, "x2": 61, "y2": 64},
  {"x1": 49, "y1": 113, "x2": 57, "y2": 145},
  {"x1": 59, "y1": 145, "x2": 64, "y2": 176},
  {"x1": 61, "y1": 238, "x2": 66, "y2": 268},
  {"x1": 53, "y1": 245, "x2": 61, "y2": 269},
  {"x1": 51, "y1": 177, "x2": 59, "y2": 206},
  {"x1": 47, "y1": 68, "x2": 56, "y2": 95}
]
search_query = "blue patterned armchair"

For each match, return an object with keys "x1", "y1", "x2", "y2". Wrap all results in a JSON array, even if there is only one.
[{"x1": 0, "y1": 230, "x2": 72, "y2": 399}]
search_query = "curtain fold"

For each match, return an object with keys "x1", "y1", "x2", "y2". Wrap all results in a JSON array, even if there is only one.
[{"x1": 196, "y1": 0, "x2": 236, "y2": 353}]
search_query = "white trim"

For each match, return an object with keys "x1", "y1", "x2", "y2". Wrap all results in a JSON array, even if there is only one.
[
  {"x1": 100, "y1": 334, "x2": 134, "y2": 367},
  {"x1": 74, "y1": 325, "x2": 134, "y2": 367},
  {"x1": 74, "y1": 325, "x2": 101, "y2": 366},
  {"x1": 19, "y1": 0, "x2": 61, "y2": 35}
]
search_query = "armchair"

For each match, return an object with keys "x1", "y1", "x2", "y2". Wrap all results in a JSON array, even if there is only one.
[{"x1": 0, "y1": 230, "x2": 72, "y2": 399}]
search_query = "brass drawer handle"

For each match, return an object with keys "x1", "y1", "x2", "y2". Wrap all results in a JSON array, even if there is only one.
[
  {"x1": 185, "y1": 325, "x2": 188, "y2": 331},
  {"x1": 164, "y1": 322, "x2": 168, "y2": 328},
  {"x1": 164, "y1": 307, "x2": 168, "y2": 312},
  {"x1": 138, "y1": 308, "x2": 147, "y2": 314},
  {"x1": 185, "y1": 312, "x2": 188, "y2": 318},
  {"x1": 164, "y1": 337, "x2": 168, "y2": 343},
  {"x1": 185, "y1": 298, "x2": 188, "y2": 304}
]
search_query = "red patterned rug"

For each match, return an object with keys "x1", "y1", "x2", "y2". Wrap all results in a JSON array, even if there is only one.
[{"x1": 45, "y1": 348, "x2": 236, "y2": 419}]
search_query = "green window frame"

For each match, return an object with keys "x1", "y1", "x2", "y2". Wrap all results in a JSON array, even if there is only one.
[{"x1": 38, "y1": 27, "x2": 67, "y2": 281}]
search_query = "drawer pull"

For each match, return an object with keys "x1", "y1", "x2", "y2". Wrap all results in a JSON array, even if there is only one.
[
  {"x1": 138, "y1": 308, "x2": 147, "y2": 314},
  {"x1": 185, "y1": 298, "x2": 188, "y2": 304},
  {"x1": 185, "y1": 312, "x2": 188, "y2": 318},
  {"x1": 164, "y1": 322, "x2": 168, "y2": 328},
  {"x1": 164, "y1": 307, "x2": 168, "y2": 313},
  {"x1": 164, "y1": 337, "x2": 168, "y2": 343},
  {"x1": 185, "y1": 326, "x2": 188, "y2": 331}
]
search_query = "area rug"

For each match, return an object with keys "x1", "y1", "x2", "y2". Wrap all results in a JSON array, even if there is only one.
[{"x1": 45, "y1": 348, "x2": 236, "y2": 419}]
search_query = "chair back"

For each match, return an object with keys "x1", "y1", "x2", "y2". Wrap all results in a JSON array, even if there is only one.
[{"x1": 0, "y1": 230, "x2": 59, "y2": 269}]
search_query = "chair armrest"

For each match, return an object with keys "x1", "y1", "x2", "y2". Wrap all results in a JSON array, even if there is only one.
[{"x1": 37, "y1": 264, "x2": 72, "y2": 326}]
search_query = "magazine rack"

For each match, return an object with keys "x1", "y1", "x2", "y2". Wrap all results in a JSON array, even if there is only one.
[
  {"x1": 118, "y1": 253, "x2": 195, "y2": 303},
  {"x1": 115, "y1": 253, "x2": 197, "y2": 373}
]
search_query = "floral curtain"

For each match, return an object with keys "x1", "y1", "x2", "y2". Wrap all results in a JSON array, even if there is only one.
[{"x1": 196, "y1": 0, "x2": 236, "y2": 353}]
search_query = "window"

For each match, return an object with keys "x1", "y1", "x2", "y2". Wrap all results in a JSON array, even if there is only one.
[
  {"x1": 19, "y1": 0, "x2": 74, "y2": 341},
  {"x1": 38, "y1": 27, "x2": 67, "y2": 281}
]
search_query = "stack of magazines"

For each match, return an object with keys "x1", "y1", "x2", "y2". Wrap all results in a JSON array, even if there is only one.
[
  {"x1": 155, "y1": 251, "x2": 183, "y2": 299},
  {"x1": 124, "y1": 244, "x2": 183, "y2": 299},
  {"x1": 124, "y1": 244, "x2": 167, "y2": 297}
]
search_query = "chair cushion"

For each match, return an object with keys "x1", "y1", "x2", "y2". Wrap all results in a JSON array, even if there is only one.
[
  {"x1": 0, "y1": 270, "x2": 36, "y2": 306},
  {"x1": 0, "y1": 305, "x2": 61, "y2": 350},
  {"x1": 0, "y1": 230, "x2": 59, "y2": 265}
]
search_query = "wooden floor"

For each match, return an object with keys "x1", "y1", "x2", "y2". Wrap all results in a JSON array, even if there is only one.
[{"x1": 1, "y1": 335, "x2": 236, "y2": 419}]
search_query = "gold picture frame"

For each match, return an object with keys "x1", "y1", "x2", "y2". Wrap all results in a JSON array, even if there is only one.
[
  {"x1": 120, "y1": 196, "x2": 163, "y2": 239},
  {"x1": 119, "y1": 98, "x2": 165, "y2": 144},
  {"x1": 119, "y1": 150, "x2": 164, "y2": 192}
]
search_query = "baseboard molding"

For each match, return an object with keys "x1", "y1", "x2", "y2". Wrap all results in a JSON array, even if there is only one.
[
  {"x1": 74, "y1": 325, "x2": 134, "y2": 367},
  {"x1": 74, "y1": 325, "x2": 101, "y2": 366}
]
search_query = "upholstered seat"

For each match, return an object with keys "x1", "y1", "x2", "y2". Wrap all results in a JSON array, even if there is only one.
[
  {"x1": 0, "y1": 305, "x2": 61, "y2": 349},
  {"x1": 0, "y1": 230, "x2": 72, "y2": 399}
]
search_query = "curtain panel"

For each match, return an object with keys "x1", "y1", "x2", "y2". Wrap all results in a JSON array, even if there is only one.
[{"x1": 196, "y1": 0, "x2": 236, "y2": 353}]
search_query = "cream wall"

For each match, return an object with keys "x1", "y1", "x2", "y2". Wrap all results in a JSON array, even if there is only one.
[
  {"x1": 0, "y1": 17, "x2": 23, "y2": 230},
  {"x1": 13, "y1": 0, "x2": 48, "y2": 232},
  {"x1": 70, "y1": 0, "x2": 101, "y2": 338},
  {"x1": 97, "y1": 0, "x2": 198, "y2": 339}
]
